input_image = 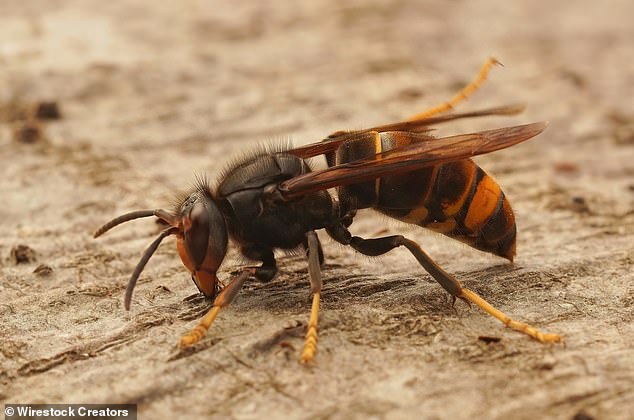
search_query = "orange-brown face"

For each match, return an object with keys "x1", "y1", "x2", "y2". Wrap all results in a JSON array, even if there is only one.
[{"x1": 176, "y1": 192, "x2": 228, "y2": 298}]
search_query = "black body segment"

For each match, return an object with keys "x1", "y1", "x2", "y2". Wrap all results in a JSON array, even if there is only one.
[{"x1": 216, "y1": 151, "x2": 335, "y2": 273}]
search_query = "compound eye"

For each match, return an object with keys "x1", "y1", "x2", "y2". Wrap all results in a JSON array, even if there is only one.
[{"x1": 183, "y1": 200, "x2": 210, "y2": 269}]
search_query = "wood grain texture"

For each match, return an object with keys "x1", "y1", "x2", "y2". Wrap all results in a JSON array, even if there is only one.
[{"x1": 1, "y1": 1, "x2": 633, "y2": 419}]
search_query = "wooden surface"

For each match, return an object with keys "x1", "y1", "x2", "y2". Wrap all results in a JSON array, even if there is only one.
[{"x1": 1, "y1": 1, "x2": 633, "y2": 419}]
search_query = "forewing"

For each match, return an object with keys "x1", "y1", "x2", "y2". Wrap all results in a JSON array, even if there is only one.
[
  {"x1": 280, "y1": 122, "x2": 546, "y2": 199},
  {"x1": 287, "y1": 104, "x2": 526, "y2": 159}
]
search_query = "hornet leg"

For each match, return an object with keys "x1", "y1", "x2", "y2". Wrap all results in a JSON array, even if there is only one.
[
  {"x1": 180, "y1": 268, "x2": 253, "y2": 348},
  {"x1": 327, "y1": 226, "x2": 561, "y2": 343},
  {"x1": 300, "y1": 231, "x2": 323, "y2": 363},
  {"x1": 242, "y1": 246, "x2": 278, "y2": 282},
  {"x1": 408, "y1": 57, "x2": 501, "y2": 120}
]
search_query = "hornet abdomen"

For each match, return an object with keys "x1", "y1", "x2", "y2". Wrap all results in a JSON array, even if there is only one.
[{"x1": 330, "y1": 132, "x2": 517, "y2": 260}]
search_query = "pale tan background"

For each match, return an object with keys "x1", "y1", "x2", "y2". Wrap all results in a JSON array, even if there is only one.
[{"x1": 1, "y1": 1, "x2": 633, "y2": 419}]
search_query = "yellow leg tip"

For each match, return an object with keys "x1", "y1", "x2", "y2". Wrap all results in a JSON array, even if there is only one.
[
  {"x1": 179, "y1": 332, "x2": 200, "y2": 348},
  {"x1": 299, "y1": 355, "x2": 314, "y2": 364},
  {"x1": 179, "y1": 325, "x2": 207, "y2": 348},
  {"x1": 178, "y1": 305, "x2": 221, "y2": 349},
  {"x1": 299, "y1": 292, "x2": 321, "y2": 364},
  {"x1": 459, "y1": 288, "x2": 562, "y2": 344},
  {"x1": 299, "y1": 347, "x2": 316, "y2": 364},
  {"x1": 503, "y1": 317, "x2": 562, "y2": 344},
  {"x1": 536, "y1": 332, "x2": 563, "y2": 343},
  {"x1": 300, "y1": 327, "x2": 318, "y2": 364},
  {"x1": 179, "y1": 336, "x2": 195, "y2": 348}
]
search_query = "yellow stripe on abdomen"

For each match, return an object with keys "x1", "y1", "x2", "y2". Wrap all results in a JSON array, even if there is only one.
[{"x1": 464, "y1": 174, "x2": 502, "y2": 232}]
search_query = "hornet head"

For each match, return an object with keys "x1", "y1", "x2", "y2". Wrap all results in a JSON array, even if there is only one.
[{"x1": 94, "y1": 185, "x2": 228, "y2": 310}]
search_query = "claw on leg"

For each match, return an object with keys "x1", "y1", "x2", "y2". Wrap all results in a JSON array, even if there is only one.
[
  {"x1": 459, "y1": 288, "x2": 562, "y2": 343},
  {"x1": 408, "y1": 57, "x2": 501, "y2": 120},
  {"x1": 300, "y1": 292, "x2": 321, "y2": 364}
]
